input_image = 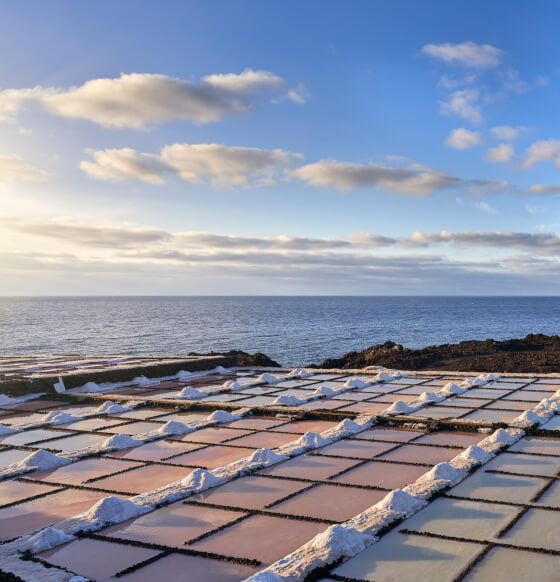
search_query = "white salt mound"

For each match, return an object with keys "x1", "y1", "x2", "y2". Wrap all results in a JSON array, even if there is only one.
[
  {"x1": 101, "y1": 434, "x2": 141, "y2": 450},
  {"x1": 256, "y1": 373, "x2": 280, "y2": 384},
  {"x1": 95, "y1": 401, "x2": 130, "y2": 415},
  {"x1": 288, "y1": 368, "x2": 313, "y2": 378},
  {"x1": 272, "y1": 394, "x2": 304, "y2": 406},
  {"x1": 180, "y1": 468, "x2": 225, "y2": 491},
  {"x1": 312, "y1": 385, "x2": 336, "y2": 397},
  {"x1": 247, "y1": 448, "x2": 288, "y2": 466},
  {"x1": 294, "y1": 431, "x2": 330, "y2": 449},
  {"x1": 175, "y1": 386, "x2": 205, "y2": 399},
  {"x1": 439, "y1": 382, "x2": 465, "y2": 395},
  {"x1": 385, "y1": 400, "x2": 415, "y2": 414},
  {"x1": 454, "y1": 445, "x2": 492, "y2": 465},
  {"x1": 27, "y1": 527, "x2": 75, "y2": 553},
  {"x1": 311, "y1": 523, "x2": 374, "y2": 555},
  {"x1": 418, "y1": 462, "x2": 462, "y2": 483},
  {"x1": 79, "y1": 496, "x2": 146, "y2": 528},
  {"x1": 176, "y1": 370, "x2": 193, "y2": 380},
  {"x1": 377, "y1": 489, "x2": 425, "y2": 515},
  {"x1": 207, "y1": 410, "x2": 239, "y2": 422},
  {"x1": 19, "y1": 449, "x2": 70, "y2": 471},
  {"x1": 343, "y1": 378, "x2": 369, "y2": 389},
  {"x1": 512, "y1": 409, "x2": 545, "y2": 426},
  {"x1": 221, "y1": 379, "x2": 243, "y2": 391},
  {"x1": 158, "y1": 420, "x2": 191, "y2": 435},
  {"x1": 373, "y1": 371, "x2": 392, "y2": 382},
  {"x1": 483, "y1": 428, "x2": 518, "y2": 446},
  {"x1": 416, "y1": 391, "x2": 442, "y2": 403},
  {"x1": 40, "y1": 410, "x2": 80, "y2": 425}
]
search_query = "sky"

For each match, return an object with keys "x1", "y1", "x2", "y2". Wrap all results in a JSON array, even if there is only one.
[{"x1": 1, "y1": 0, "x2": 560, "y2": 295}]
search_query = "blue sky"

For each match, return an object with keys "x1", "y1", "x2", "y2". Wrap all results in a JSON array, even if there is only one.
[{"x1": 1, "y1": 0, "x2": 560, "y2": 294}]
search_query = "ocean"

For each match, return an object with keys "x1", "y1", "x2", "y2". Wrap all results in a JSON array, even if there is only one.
[{"x1": 1, "y1": 296, "x2": 560, "y2": 366}]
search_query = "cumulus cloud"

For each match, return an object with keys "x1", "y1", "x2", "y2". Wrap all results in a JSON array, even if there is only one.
[
  {"x1": 486, "y1": 143, "x2": 515, "y2": 163},
  {"x1": 445, "y1": 128, "x2": 481, "y2": 149},
  {"x1": 438, "y1": 74, "x2": 477, "y2": 89},
  {"x1": 440, "y1": 88, "x2": 482, "y2": 124},
  {"x1": 422, "y1": 41, "x2": 503, "y2": 68},
  {"x1": 521, "y1": 139, "x2": 560, "y2": 169},
  {"x1": 0, "y1": 70, "x2": 302, "y2": 129},
  {"x1": 81, "y1": 143, "x2": 303, "y2": 186},
  {"x1": 0, "y1": 154, "x2": 50, "y2": 181},
  {"x1": 490, "y1": 125, "x2": 527, "y2": 141}
]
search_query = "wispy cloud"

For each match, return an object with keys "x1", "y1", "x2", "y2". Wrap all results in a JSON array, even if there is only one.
[
  {"x1": 0, "y1": 154, "x2": 50, "y2": 182},
  {"x1": 422, "y1": 41, "x2": 504, "y2": 68}
]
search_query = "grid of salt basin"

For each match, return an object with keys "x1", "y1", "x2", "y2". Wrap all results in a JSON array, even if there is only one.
[
  {"x1": 0, "y1": 369, "x2": 559, "y2": 581},
  {"x1": 0, "y1": 354, "x2": 199, "y2": 380},
  {"x1": 89, "y1": 369, "x2": 560, "y2": 427}
]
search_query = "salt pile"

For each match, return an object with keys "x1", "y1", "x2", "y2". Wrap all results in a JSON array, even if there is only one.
[
  {"x1": 272, "y1": 394, "x2": 305, "y2": 406},
  {"x1": 343, "y1": 378, "x2": 369, "y2": 388},
  {"x1": 16, "y1": 449, "x2": 70, "y2": 472},
  {"x1": 26, "y1": 527, "x2": 75, "y2": 553},
  {"x1": 94, "y1": 401, "x2": 130, "y2": 414},
  {"x1": 287, "y1": 368, "x2": 314, "y2": 378},
  {"x1": 157, "y1": 420, "x2": 192, "y2": 435},
  {"x1": 69, "y1": 496, "x2": 148, "y2": 532},
  {"x1": 207, "y1": 410, "x2": 239, "y2": 422},
  {"x1": 101, "y1": 434, "x2": 141, "y2": 450},
  {"x1": 256, "y1": 373, "x2": 281, "y2": 384},
  {"x1": 40, "y1": 410, "x2": 80, "y2": 425},
  {"x1": 175, "y1": 386, "x2": 205, "y2": 399},
  {"x1": 384, "y1": 400, "x2": 415, "y2": 415}
]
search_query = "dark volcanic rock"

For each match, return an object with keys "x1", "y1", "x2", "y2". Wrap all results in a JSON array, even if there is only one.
[
  {"x1": 312, "y1": 334, "x2": 560, "y2": 373},
  {"x1": 188, "y1": 350, "x2": 281, "y2": 368}
]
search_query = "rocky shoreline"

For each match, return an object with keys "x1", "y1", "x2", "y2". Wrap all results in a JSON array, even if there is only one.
[{"x1": 310, "y1": 334, "x2": 560, "y2": 373}]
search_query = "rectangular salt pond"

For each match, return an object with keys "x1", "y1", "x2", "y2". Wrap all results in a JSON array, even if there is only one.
[
  {"x1": 448, "y1": 470, "x2": 546, "y2": 504},
  {"x1": 333, "y1": 529, "x2": 484, "y2": 582},
  {"x1": 101, "y1": 501, "x2": 246, "y2": 546},
  {"x1": 401, "y1": 498, "x2": 519, "y2": 540},
  {"x1": 462, "y1": 547, "x2": 560, "y2": 582}
]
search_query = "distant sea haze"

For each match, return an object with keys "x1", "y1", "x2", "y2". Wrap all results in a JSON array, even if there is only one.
[{"x1": 1, "y1": 296, "x2": 560, "y2": 367}]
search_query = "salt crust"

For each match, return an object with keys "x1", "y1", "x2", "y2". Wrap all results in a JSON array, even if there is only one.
[
  {"x1": 510, "y1": 393, "x2": 560, "y2": 428},
  {"x1": 244, "y1": 426, "x2": 522, "y2": 582}
]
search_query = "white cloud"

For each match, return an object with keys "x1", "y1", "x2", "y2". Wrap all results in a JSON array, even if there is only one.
[
  {"x1": 438, "y1": 74, "x2": 476, "y2": 89},
  {"x1": 0, "y1": 216, "x2": 169, "y2": 248},
  {"x1": 80, "y1": 148, "x2": 168, "y2": 184},
  {"x1": 286, "y1": 83, "x2": 311, "y2": 104},
  {"x1": 445, "y1": 128, "x2": 481, "y2": 149},
  {"x1": 521, "y1": 139, "x2": 560, "y2": 169},
  {"x1": 0, "y1": 154, "x2": 50, "y2": 182},
  {"x1": 486, "y1": 143, "x2": 514, "y2": 163},
  {"x1": 0, "y1": 70, "x2": 302, "y2": 129},
  {"x1": 490, "y1": 125, "x2": 527, "y2": 141},
  {"x1": 440, "y1": 88, "x2": 482, "y2": 124},
  {"x1": 422, "y1": 41, "x2": 504, "y2": 68},
  {"x1": 526, "y1": 184, "x2": 560, "y2": 195},
  {"x1": 475, "y1": 200, "x2": 497, "y2": 213},
  {"x1": 290, "y1": 160, "x2": 462, "y2": 197},
  {"x1": 81, "y1": 143, "x2": 303, "y2": 186}
]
